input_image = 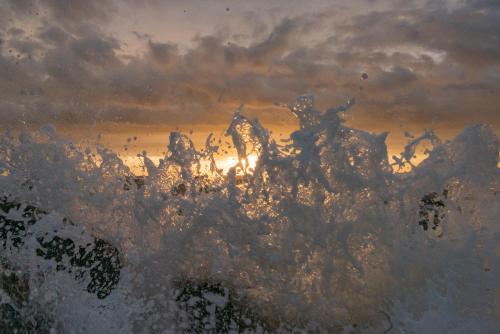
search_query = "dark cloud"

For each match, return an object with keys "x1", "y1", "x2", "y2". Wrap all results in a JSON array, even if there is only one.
[
  {"x1": 148, "y1": 40, "x2": 178, "y2": 66},
  {"x1": 375, "y1": 66, "x2": 419, "y2": 89},
  {"x1": 0, "y1": 0, "x2": 498, "y2": 133},
  {"x1": 40, "y1": 0, "x2": 115, "y2": 22},
  {"x1": 7, "y1": 28, "x2": 26, "y2": 37},
  {"x1": 336, "y1": 1, "x2": 500, "y2": 68},
  {"x1": 3, "y1": 0, "x2": 38, "y2": 17},
  {"x1": 2, "y1": 0, "x2": 115, "y2": 33},
  {"x1": 38, "y1": 25, "x2": 70, "y2": 44},
  {"x1": 70, "y1": 33, "x2": 120, "y2": 67}
]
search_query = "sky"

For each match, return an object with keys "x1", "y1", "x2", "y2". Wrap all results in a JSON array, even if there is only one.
[{"x1": 0, "y1": 0, "x2": 499, "y2": 168}]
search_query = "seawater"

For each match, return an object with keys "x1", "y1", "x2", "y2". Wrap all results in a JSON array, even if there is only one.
[{"x1": 0, "y1": 96, "x2": 498, "y2": 333}]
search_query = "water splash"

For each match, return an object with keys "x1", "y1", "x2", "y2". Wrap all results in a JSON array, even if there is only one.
[{"x1": 0, "y1": 96, "x2": 498, "y2": 333}]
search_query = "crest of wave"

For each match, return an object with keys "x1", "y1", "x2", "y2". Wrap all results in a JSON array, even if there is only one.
[{"x1": 0, "y1": 96, "x2": 498, "y2": 333}]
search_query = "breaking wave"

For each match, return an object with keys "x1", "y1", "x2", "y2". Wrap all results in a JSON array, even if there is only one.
[{"x1": 0, "y1": 96, "x2": 498, "y2": 333}]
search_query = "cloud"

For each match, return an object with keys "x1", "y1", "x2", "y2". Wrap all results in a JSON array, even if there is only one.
[
  {"x1": 148, "y1": 40, "x2": 178, "y2": 66},
  {"x1": 335, "y1": 0, "x2": 500, "y2": 68},
  {"x1": 0, "y1": 0, "x2": 498, "y2": 133}
]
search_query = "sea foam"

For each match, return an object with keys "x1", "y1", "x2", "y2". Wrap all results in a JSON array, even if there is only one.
[{"x1": 0, "y1": 96, "x2": 498, "y2": 333}]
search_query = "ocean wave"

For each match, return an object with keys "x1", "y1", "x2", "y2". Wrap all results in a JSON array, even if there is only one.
[{"x1": 0, "y1": 96, "x2": 498, "y2": 333}]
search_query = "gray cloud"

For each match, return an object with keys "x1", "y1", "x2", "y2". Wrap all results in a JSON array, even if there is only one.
[
  {"x1": 336, "y1": 0, "x2": 500, "y2": 67},
  {"x1": 0, "y1": 0, "x2": 499, "y2": 133},
  {"x1": 40, "y1": 0, "x2": 115, "y2": 22},
  {"x1": 148, "y1": 40, "x2": 178, "y2": 66}
]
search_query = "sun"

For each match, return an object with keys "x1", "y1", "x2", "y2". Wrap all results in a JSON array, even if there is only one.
[
  {"x1": 122, "y1": 153, "x2": 259, "y2": 176},
  {"x1": 216, "y1": 153, "x2": 259, "y2": 174}
]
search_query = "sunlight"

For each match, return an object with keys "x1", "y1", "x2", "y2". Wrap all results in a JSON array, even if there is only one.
[
  {"x1": 123, "y1": 153, "x2": 259, "y2": 176},
  {"x1": 216, "y1": 153, "x2": 259, "y2": 174}
]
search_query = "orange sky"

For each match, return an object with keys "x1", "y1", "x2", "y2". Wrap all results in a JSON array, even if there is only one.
[{"x1": 54, "y1": 114, "x2": 471, "y2": 175}]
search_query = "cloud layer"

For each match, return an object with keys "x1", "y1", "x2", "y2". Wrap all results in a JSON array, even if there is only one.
[{"x1": 0, "y1": 0, "x2": 499, "y2": 132}]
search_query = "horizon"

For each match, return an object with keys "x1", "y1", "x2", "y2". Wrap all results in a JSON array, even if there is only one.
[{"x1": 1, "y1": 0, "x2": 499, "y2": 168}]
